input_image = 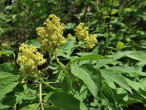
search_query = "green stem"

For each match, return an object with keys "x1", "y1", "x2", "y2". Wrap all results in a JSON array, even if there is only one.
[
  {"x1": 39, "y1": 81, "x2": 44, "y2": 110},
  {"x1": 54, "y1": 52, "x2": 67, "y2": 73},
  {"x1": 41, "y1": 79, "x2": 56, "y2": 91},
  {"x1": 76, "y1": 45, "x2": 86, "y2": 49},
  {"x1": 54, "y1": 52, "x2": 72, "y2": 92}
]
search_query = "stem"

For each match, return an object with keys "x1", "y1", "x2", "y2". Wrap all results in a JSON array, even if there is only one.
[
  {"x1": 54, "y1": 52, "x2": 67, "y2": 73},
  {"x1": 39, "y1": 82, "x2": 44, "y2": 110},
  {"x1": 96, "y1": 0, "x2": 100, "y2": 12},
  {"x1": 36, "y1": 75, "x2": 57, "y2": 91},
  {"x1": 54, "y1": 52, "x2": 72, "y2": 92},
  {"x1": 41, "y1": 79, "x2": 56, "y2": 91},
  {"x1": 76, "y1": 45, "x2": 86, "y2": 49},
  {"x1": 34, "y1": 81, "x2": 60, "y2": 85}
]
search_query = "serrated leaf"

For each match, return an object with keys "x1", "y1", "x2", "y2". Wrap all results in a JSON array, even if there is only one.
[
  {"x1": 0, "y1": 63, "x2": 19, "y2": 74},
  {"x1": 106, "y1": 66, "x2": 146, "y2": 76},
  {"x1": 0, "y1": 71, "x2": 14, "y2": 78},
  {"x1": 95, "y1": 59, "x2": 113, "y2": 68},
  {"x1": 74, "y1": 86, "x2": 88, "y2": 102},
  {"x1": 81, "y1": 64, "x2": 102, "y2": 94},
  {"x1": 1, "y1": 84, "x2": 36, "y2": 107},
  {"x1": 20, "y1": 103, "x2": 39, "y2": 110},
  {"x1": 102, "y1": 82, "x2": 116, "y2": 105},
  {"x1": 126, "y1": 78, "x2": 146, "y2": 99},
  {"x1": 108, "y1": 51, "x2": 132, "y2": 60},
  {"x1": 0, "y1": 103, "x2": 10, "y2": 109},
  {"x1": 71, "y1": 63, "x2": 99, "y2": 97},
  {"x1": 49, "y1": 92, "x2": 87, "y2": 110},
  {"x1": 109, "y1": 51, "x2": 146, "y2": 63},
  {"x1": 69, "y1": 54, "x2": 106, "y2": 65},
  {"x1": 76, "y1": 52, "x2": 93, "y2": 56},
  {"x1": 0, "y1": 75, "x2": 20, "y2": 99},
  {"x1": 60, "y1": 75, "x2": 72, "y2": 94},
  {"x1": 25, "y1": 39, "x2": 41, "y2": 48},
  {"x1": 60, "y1": 38, "x2": 75, "y2": 56},
  {"x1": 56, "y1": 52, "x2": 71, "y2": 59},
  {"x1": 101, "y1": 69, "x2": 131, "y2": 92},
  {"x1": 126, "y1": 51, "x2": 146, "y2": 63}
]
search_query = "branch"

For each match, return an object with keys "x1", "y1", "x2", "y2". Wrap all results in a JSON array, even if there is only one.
[{"x1": 27, "y1": 80, "x2": 60, "y2": 85}]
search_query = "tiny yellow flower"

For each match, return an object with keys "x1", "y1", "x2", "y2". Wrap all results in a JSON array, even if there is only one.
[
  {"x1": 17, "y1": 43, "x2": 46, "y2": 77},
  {"x1": 36, "y1": 14, "x2": 66, "y2": 54},
  {"x1": 86, "y1": 35, "x2": 97, "y2": 49},
  {"x1": 74, "y1": 23, "x2": 89, "y2": 41}
]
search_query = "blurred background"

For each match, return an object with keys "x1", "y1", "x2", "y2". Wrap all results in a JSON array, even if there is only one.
[
  {"x1": 0, "y1": 0, "x2": 146, "y2": 50},
  {"x1": 0, "y1": 1, "x2": 146, "y2": 109}
]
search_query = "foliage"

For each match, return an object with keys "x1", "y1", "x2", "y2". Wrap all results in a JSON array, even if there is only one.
[{"x1": 0, "y1": 0, "x2": 146, "y2": 110}]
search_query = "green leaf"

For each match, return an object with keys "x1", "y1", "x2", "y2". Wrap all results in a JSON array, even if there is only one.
[
  {"x1": 0, "y1": 71, "x2": 14, "y2": 78},
  {"x1": 102, "y1": 82, "x2": 117, "y2": 107},
  {"x1": 49, "y1": 92, "x2": 87, "y2": 110},
  {"x1": 45, "y1": 105, "x2": 61, "y2": 110},
  {"x1": 0, "y1": 63, "x2": 19, "y2": 74},
  {"x1": 108, "y1": 51, "x2": 146, "y2": 63},
  {"x1": 106, "y1": 66, "x2": 146, "y2": 76},
  {"x1": 74, "y1": 86, "x2": 88, "y2": 102},
  {"x1": 0, "y1": 103, "x2": 10, "y2": 109},
  {"x1": 0, "y1": 48, "x2": 14, "y2": 55},
  {"x1": 69, "y1": 54, "x2": 107, "y2": 65},
  {"x1": 0, "y1": 75, "x2": 20, "y2": 99},
  {"x1": 76, "y1": 52, "x2": 93, "y2": 56},
  {"x1": 116, "y1": 41, "x2": 127, "y2": 50},
  {"x1": 71, "y1": 63, "x2": 99, "y2": 97},
  {"x1": 20, "y1": 103, "x2": 39, "y2": 110},
  {"x1": 56, "y1": 52, "x2": 71, "y2": 59},
  {"x1": 126, "y1": 51, "x2": 146, "y2": 63},
  {"x1": 95, "y1": 59, "x2": 113, "y2": 68},
  {"x1": 101, "y1": 69, "x2": 131, "y2": 92},
  {"x1": 60, "y1": 74, "x2": 72, "y2": 94},
  {"x1": 66, "y1": 23, "x2": 76, "y2": 29},
  {"x1": 108, "y1": 51, "x2": 132, "y2": 60},
  {"x1": 81, "y1": 64, "x2": 102, "y2": 94},
  {"x1": 126, "y1": 78, "x2": 146, "y2": 99},
  {"x1": 25, "y1": 39, "x2": 41, "y2": 48},
  {"x1": 2, "y1": 92, "x2": 20, "y2": 107},
  {"x1": 60, "y1": 38, "x2": 75, "y2": 56},
  {"x1": 0, "y1": 63, "x2": 20, "y2": 98}
]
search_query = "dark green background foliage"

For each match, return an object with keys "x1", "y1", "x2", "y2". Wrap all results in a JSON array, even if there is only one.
[{"x1": 0, "y1": 0, "x2": 146, "y2": 110}]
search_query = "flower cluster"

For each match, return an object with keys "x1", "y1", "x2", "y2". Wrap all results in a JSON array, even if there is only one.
[
  {"x1": 67, "y1": 33, "x2": 75, "y2": 39},
  {"x1": 74, "y1": 23, "x2": 89, "y2": 41},
  {"x1": 86, "y1": 34, "x2": 97, "y2": 49},
  {"x1": 36, "y1": 14, "x2": 66, "y2": 54},
  {"x1": 1, "y1": 43, "x2": 8, "y2": 48},
  {"x1": 17, "y1": 43, "x2": 46, "y2": 76},
  {"x1": 1, "y1": 41, "x2": 10, "y2": 49},
  {"x1": 74, "y1": 23, "x2": 97, "y2": 49}
]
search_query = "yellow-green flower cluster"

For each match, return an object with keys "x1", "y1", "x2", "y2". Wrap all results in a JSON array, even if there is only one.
[
  {"x1": 67, "y1": 33, "x2": 75, "y2": 39},
  {"x1": 74, "y1": 23, "x2": 97, "y2": 49},
  {"x1": 74, "y1": 23, "x2": 89, "y2": 41},
  {"x1": 1, "y1": 41, "x2": 10, "y2": 49},
  {"x1": 17, "y1": 43, "x2": 46, "y2": 76},
  {"x1": 1, "y1": 43, "x2": 8, "y2": 48},
  {"x1": 36, "y1": 14, "x2": 66, "y2": 54},
  {"x1": 86, "y1": 34, "x2": 97, "y2": 49}
]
